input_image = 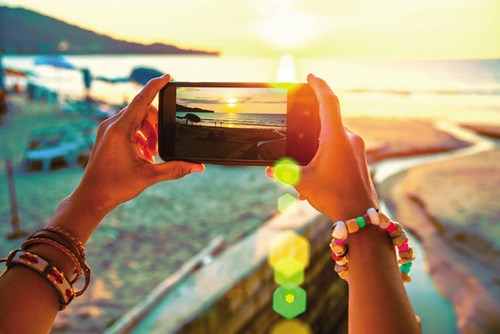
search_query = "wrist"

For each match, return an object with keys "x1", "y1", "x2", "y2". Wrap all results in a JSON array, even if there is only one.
[{"x1": 48, "y1": 197, "x2": 110, "y2": 245}]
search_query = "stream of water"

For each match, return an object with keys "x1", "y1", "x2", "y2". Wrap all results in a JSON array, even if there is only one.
[{"x1": 373, "y1": 122, "x2": 498, "y2": 334}]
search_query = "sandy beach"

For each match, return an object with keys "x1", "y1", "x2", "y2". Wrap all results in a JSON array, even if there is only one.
[
  {"x1": 380, "y1": 145, "x2": 500, "y2": 333},
  {"x1": 1, "y1": 95, "x2": 495, "y2": 333},
  {"x1": 174, "y1": 123, "x2": 285, "y2": 160}
]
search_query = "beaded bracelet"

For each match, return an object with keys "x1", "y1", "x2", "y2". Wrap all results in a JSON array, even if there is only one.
[
  {"x1": 1, "y1": 249, "x2": 75, "y2": 310},
  {"x1": 329, "y1": 208, "x2": 416, "y2": 283}
]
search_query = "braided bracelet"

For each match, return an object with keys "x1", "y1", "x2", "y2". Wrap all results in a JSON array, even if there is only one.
[
  {"x1": 22, "y1": 238, "x2": 82, "y2": 284},
  {"x1": 1, "y1": 249, "x2": 75, "y2": 310},
  {"x1": 329, "y1": 208, "x2": 416, "y2": 283}
]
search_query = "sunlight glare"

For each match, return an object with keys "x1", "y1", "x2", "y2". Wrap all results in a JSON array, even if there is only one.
[{"x1": 276, "y1": 54, "x2": 297, "y2": 82}]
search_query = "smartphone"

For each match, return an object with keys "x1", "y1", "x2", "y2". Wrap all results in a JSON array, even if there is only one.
[{"x1": 158, "y1": 82, "x2": 319, "y2": 166}]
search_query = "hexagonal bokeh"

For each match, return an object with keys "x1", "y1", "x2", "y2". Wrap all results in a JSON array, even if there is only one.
[
  {"x1": 269, "y1": 231, "x2": 310, "y2": 269},
  {"x1": 274, "y1": 256, "x2": 305, "y2": 285},
  {"x1": 273, "y1": 285, "x2": 307, "y2": 319},
  {"x1": 273, "y1": 157, "x2": 301, "y2": 186},
  {"x1": 270, "y1": 319, "x2": 312, "y2": 334},
  {"x1": 277, "y1": 193, "x2": 297, "y2": 213}
]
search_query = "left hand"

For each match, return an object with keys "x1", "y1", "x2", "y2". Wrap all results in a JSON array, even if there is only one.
[{"x1": 69, "y1": 74, "x2": 204, "y2": 213}]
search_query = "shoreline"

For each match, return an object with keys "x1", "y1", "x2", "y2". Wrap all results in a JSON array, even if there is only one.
[{"x1": 379, "y1": 149, "x2": 500, "y2": 333}]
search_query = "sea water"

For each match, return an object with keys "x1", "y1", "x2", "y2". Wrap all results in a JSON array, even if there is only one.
[{"x1": 3, "y1": 55, "x2": 500, "y2": 123}]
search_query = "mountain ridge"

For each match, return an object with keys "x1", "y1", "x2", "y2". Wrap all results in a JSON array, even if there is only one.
[{"x1": 0, "y1": 6, "x2": 218, "y2": 55}]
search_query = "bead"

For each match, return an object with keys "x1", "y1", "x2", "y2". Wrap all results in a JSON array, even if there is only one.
[
  {"x1": 346, "y1": 219, "x2": 360, "y2": 234},
  {"x1": 336, "y1": 244, "x2": 348, "y2": 258},
  {"x1": 388, "y1": 223, "x2": 403, "y2": 238},
  {"x1": 356, "y1": 216, "x2": 366, "y2": 229},
  {"x1": 385, "y1": 221, "x2": 396, "y2": 233},
  {"x1": 397, "y1": 242, "x2": 409, "y2": 252},
  {"x1": 401, "y1": 272, "x2": 412, "y2": 283},
  {"x1": 334, "y1": 262, "x2": 348, "y2": 273},
  {"x1": 398, "y1": 257, "x2": 414, "y2": 265},
  {"x1": 378, "y1": 213, "x2": 391, "y2": 229},
  {"x1": 333, "y1": 239, "x2": 346, "y2": 245},
  {"x1": 367, "y1": 208, "x2": 379, "y2": 225},
  {"x1": 399, "y1": 262, "x2": 413, "y2": 274},
  {"x1": 332, "y1": 221, "x2": 348, "y2": 240},
  {"x1": 335, "y1": 256, "x2": 348, "y2": 266},
  {"x1": 330, "y1": 242, "x2": 346, "y2": 255},
  {"x1": 399, "y1": 248, "x2": 414, "y2": 259},
  {"x1": 392, "y1": 232, "x2": 407, "y2": 247},
  {"x1": 338, "y1": 270, "x2": 349, "y2": 280},
  {"x1": 332, "y1": 252, "x2": 342, "y2": 262}
]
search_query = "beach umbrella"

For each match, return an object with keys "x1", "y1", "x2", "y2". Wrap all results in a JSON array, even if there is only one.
[
  {"x1": 130, "y1": 67, "x2": 163, "y2": 86},
  {"x1": 34, "y1": 56, "x2": 76, "y2": 70}
]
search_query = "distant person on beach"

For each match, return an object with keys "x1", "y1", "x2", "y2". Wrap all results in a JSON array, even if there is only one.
[
  {"x1": 0, "y1": 89, "x2": 8, "y2": 125},
  {"x1": 0, "y1": 74, "x2": 420, "y2": 333}
]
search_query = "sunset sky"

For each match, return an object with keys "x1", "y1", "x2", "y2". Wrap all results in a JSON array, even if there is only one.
[
  {"x1": 2, "y1": 0, "x2": 499, "y2": 59},
  {"x1": 177, "y1": 87, "x2": 287, "y2": 114}
]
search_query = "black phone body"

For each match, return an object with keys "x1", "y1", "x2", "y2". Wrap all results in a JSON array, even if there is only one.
[{"x1": 158, "y1": 82, "x2": 319, "y2": 166}]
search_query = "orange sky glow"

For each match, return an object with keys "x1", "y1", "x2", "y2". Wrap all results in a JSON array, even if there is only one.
[{"x1": 3, "y1": 0, "x2": 500, "y2": 59}]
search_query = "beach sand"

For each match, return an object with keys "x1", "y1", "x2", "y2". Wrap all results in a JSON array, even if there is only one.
[
  {"x1": 380, "y1": 148, "x2": 500, "y2": 333},
  {"x1": 0, "y1": 97, "x2": 478, "y2": 333},
  {"x1": 174, "y1": 123, "x2": 285, "y2": 160}
]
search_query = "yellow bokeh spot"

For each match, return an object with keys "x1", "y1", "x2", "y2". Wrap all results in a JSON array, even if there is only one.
[
  {"x1": 269, "y1": 230, "x2": 310, "y2": 269},
  {"x1": 277, "y1": 193, "x2": 297, "y2": 213},
  {"x1": 285, "y1": 293, "x2": 295, "y2": 304},
  {"x1": 270, "y1": 319, "x2": 312, "y2": 334},
  {"x1": 273, "y1": 157, "x2": 301, "y2": 186}
]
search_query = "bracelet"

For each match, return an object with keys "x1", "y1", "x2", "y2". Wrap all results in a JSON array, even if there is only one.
[
  {"x1": 329, "y1": 208, "x2": 416, "y2": 283},
  {"x1": 22, "y1": 238, "x2": 82, "y2": 285},
  {"x1": 28, "y1": 227, "x2": 91, "y2": 296},
  {"x1": 2, "y1": 249, "x2": 75, "y2": 310}
]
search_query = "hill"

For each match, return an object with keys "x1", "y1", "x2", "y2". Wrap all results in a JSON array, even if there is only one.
[{"x1": 0, "y1": 6, "x2": 218, "y2": 55}]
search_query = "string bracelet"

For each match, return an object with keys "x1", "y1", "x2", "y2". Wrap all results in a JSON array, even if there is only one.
[
  {"x1": 0, "y1": 249, "x2": 75, "y2": 310},
  {"x1": 27, "y1": 227, "x2": 91, "y2": 296},
  {"x1": 329, "y1": 208, "x2": 416, "y2": 283}
]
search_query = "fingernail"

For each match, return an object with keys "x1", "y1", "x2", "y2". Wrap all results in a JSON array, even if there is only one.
[
  {"x1": 191, "y1": 164, "x2": 205, "y2": 173},
  {"x1": 161, "y1": 73, "x2": 170, "y2": 79}
]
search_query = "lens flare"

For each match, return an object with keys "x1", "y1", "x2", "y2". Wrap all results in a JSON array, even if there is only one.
[{"x1": 273, "y1": 157, "x2": 301, "y2": 186}]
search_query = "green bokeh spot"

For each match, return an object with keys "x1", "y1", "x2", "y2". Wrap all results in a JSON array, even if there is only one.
[
  {"x1": 273, "y1": 157, "x2": 301, "y2": 186},
  {"x1": 277, "y1": 193, "x2": 297, "y2": 213},
  {"x1": 273, "y1": 285, "x2": 307, "y2": 319},
  {"x1": 274, "y1": 256, "x2": 305, "y2": 285}
]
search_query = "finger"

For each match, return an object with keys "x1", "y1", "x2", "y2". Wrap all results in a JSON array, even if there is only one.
[
  {"x1": 307, "y1": 74, "x2": 344, "y2": 138},
  {"x1": 140, "y1": 119, "x2": 158, "y2": 156},
  {"x1": 121, "y1": 74, "x2": 170, "y2": 125},
  {"x1": 297, "y1": 193, "x2": 307, "y2": 201},
  {"x1": 146, "y1": 104, "x2": 159, "y2": 128},
  {"x1": 151, "y1": 161, "x2": 205, "y2": 182},
  {"x1": 134, "y1": 131, "x2": 154, "y2": 162},
  {"x1": 264, "y1": 166, "x2": 275, "y2": 179}
]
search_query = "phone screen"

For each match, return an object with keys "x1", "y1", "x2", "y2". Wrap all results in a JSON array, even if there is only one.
[
  {"x1": 160, "y1": 82, "x2": 319, "y2": 166},
  {"x1": 174, "y1": 86, "x2": 288, "y2": 160}
]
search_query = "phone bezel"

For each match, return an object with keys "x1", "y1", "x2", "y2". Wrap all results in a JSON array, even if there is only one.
[{"x1": 158, "y1": 82, "x2": 319, "y2": 166}]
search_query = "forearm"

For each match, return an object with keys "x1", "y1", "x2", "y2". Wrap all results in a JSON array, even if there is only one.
[
  {"x1": 346, "y1": 224, "x2": 420, "y2": 334},
  {"x1": 0, "y1": 197, "x2": 108, "y2": 333}
]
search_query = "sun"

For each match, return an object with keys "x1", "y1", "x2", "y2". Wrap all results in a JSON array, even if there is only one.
[{"x1": 227, "y1": 97, "x2": 237, "y2": 107}]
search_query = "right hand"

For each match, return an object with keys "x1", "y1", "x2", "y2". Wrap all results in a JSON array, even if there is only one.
[{"x1": 267, "y1": 74, "x2": 379, "y2": 221}]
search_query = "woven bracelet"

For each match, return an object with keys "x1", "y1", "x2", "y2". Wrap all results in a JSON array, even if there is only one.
[{"x1": 3, "y1": 249, "x2": 75, "y2": 310}]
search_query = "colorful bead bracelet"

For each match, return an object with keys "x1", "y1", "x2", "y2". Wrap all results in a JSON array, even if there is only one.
[{"x1": 329, "y1": 208, "x2": 416, "y2": 283}]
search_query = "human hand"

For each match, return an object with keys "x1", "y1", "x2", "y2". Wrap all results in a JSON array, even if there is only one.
[
  {"x1": 267, "y1": 74, "x2": 378, "y2": 221},
  {"x1": 68, "y1": 74, "x2": 204, "y2": 213}
]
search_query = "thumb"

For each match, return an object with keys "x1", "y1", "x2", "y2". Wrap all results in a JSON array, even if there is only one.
[{"x1": 151, "y1": 161, "x2": 205, "y2": 182}]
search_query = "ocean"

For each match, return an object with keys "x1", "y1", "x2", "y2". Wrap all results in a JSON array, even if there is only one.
[
  {"x1": 176, "y1": 111, "x2": 286, "y2": 129},
  {"x1": 3, "y1": 55, "x2": 500, "y2": 123}
]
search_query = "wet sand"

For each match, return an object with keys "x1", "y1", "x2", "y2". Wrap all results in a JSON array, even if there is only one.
[{"x1": 380, "y1": 149, "x2": 500, "y2": 333}]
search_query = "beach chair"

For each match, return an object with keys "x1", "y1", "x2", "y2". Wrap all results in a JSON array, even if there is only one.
[{"x1": 24, "y1": 125, "x2": 87, "y2": 171}]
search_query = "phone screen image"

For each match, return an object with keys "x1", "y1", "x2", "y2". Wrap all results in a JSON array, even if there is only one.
[{"x1": 175, "y1": 87, "x2": 288, "y2": 161}]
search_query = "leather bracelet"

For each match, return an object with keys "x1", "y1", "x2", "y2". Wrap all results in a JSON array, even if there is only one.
[{"x1": 4, "y1": 249, "x2": 75, "y2": 310}]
